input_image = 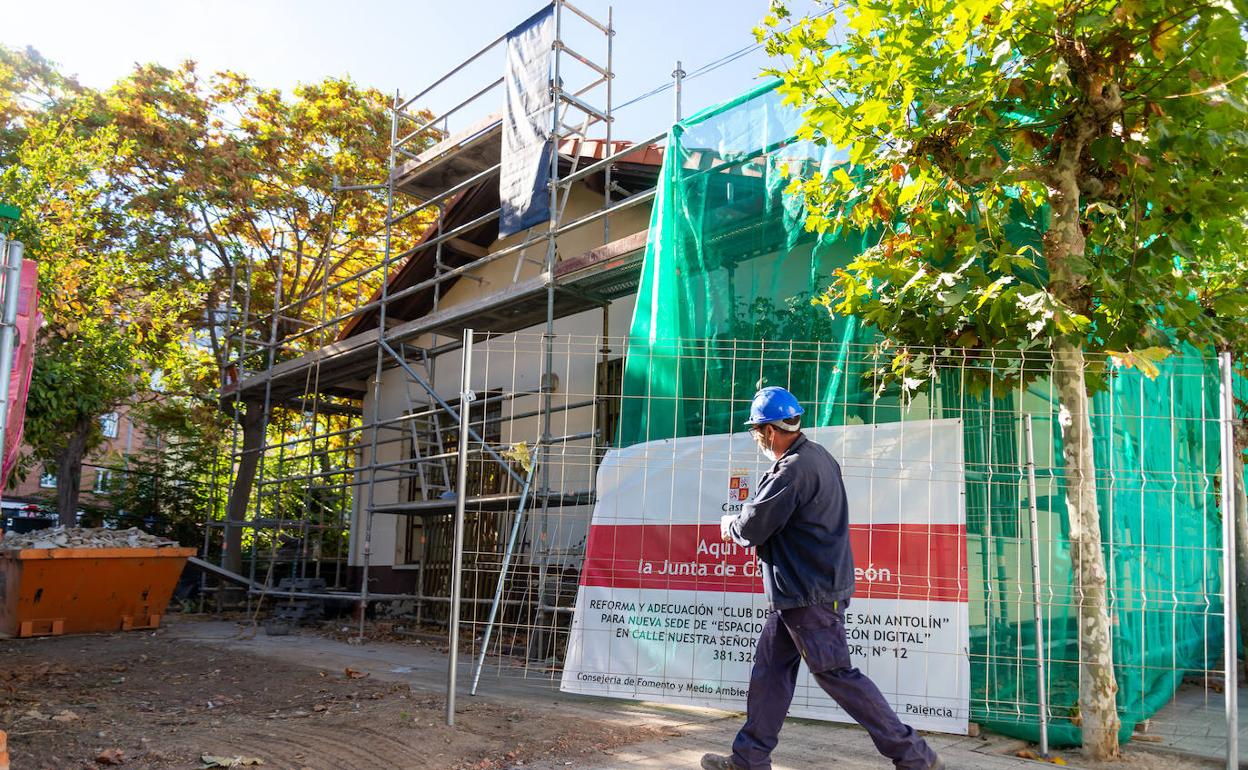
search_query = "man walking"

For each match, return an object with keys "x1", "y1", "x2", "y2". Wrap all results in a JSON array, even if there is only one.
[{"x1": 701, "y1": 387, "x2": 943, "y2": 770}]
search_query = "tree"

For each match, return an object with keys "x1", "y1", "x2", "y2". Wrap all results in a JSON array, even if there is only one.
[
  {"x1": 0, "y1": 47, "x2": 433, "y2": 547},
  {"x1": 0, "y1": 46, "x2": 203, "y2": 525},
  {"x1": 760, "y1": 0, "x2": 1248, "y2": 758},
  {"x1": 102, "y1": 62, "x2": 434, "y2": 580},
  {"x1": 1184, "y1": 221, "x2": 1248, "y2": 660},
  {"x1": 101, "y1": 399, "x2": 231, "y2": 547},
  {"x1": 0, "y1": 46, "x2": 74, "y2": 167}
]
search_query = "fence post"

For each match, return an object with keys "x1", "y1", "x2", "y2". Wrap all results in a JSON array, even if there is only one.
[
  {"x1": 446, "y1": 329, "x2": 475, "y2": 727},
  {"x1": 1219, "y1": 351, "x2": 1239, "y2": 770},
  {"x1": 1023, "y1": 414, "x2": 1050, "y2": 757}
]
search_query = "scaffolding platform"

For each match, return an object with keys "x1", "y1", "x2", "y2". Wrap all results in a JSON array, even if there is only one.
[
  {"x1": 220, "y1": 229, "x2": 647, "y2": 403},
  {"x1": 369, "y1": 491, "x2": 594, "y2": 517},
  {"x1": 394, "y1": 114, "x2": 503, "y2": 200}
]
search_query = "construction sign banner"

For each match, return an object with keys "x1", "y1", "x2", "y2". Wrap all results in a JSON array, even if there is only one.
[
  {"x1": 560, "y1": 419, "x2": 970, "y2": 734},
  {"x1": 2, "y1": 259, "x2": 40, "y2": 485}
]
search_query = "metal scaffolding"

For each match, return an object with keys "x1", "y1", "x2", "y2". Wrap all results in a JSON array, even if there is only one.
[{"x1": 203, "y1": 1, "x2": 662, "y2": 651}]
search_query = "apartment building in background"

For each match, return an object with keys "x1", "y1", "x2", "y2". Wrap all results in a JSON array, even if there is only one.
[{"x1": 2, "y1": 404, "x2": 156, "y2": 516}]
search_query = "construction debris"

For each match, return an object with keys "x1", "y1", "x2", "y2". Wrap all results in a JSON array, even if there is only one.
[
  {"x1": 0, "y1": 526, "x2": 179, "y2": 551},
  {"x1": 200, "y1": 755, "x2": 264, "y2": 768},
  {"x1": 1016, "y1": 749, "x2": 1068, "y2": 765}
]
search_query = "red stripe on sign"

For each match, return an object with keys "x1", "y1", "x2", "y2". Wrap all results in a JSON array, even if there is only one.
[{"x1": 581, "y1": 523, "x2": 967, "y2": 602}]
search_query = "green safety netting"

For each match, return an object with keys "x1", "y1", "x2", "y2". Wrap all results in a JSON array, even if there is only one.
[{"x1": 618, "y1": 80, "x2": 1227, "y2": 745}]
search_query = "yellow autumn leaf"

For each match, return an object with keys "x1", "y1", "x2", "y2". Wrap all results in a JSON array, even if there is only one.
[
  {"x1": 1107, "y1": 347, "x2": 1172, "y2": 379},
  {"x1": 503, "y1": 441, "x2": 534, "y2": 474}
]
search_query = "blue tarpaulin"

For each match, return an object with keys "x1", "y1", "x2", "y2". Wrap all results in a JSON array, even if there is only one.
[{"x1": 499, "y1": 5, "x2": 555, "y2": 239}]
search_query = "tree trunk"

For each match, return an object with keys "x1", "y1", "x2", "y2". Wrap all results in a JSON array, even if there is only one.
[
  {"x1": 222, "y1": 400, "x2": 266, "y2": 578},
  {"x1": 54, "y1": 417, "x2": 92, "y2": 527},
  {"x1": 1052, "y1": 343, "x2": 1121, "y2": 757},
  {"x1": 1045, "y1": 113, "x2": 1121, "y2": 757},
  {"x1": 1233, "y1": 423, "x2": 1248, "y2": 666}
]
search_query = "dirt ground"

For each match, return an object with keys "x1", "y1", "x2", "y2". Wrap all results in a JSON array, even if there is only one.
[{"x1": 0, "y1": 630, "x2": 661, "y2": 770}]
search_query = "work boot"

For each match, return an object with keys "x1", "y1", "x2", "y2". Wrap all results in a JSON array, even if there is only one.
[
  {"x1": 700, "y1": 754, "x2": 745, "y2": 770},
  {"x1": 927, "y1": 756, "x2": 946, "y2": 770}
]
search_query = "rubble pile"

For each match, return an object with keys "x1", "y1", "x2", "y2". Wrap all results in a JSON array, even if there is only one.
[{"x1": 0, "y1": 526, "x2": 180, "y2": 550}]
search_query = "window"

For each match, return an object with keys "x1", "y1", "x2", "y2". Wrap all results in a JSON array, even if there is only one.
[
  {"x1": 39, "y1": 467, "x2": 57, "y2": 488},
  {"x1": 100, "y1": 412, "x2": 119, "y2": 439},
  {"x1": 150, "y1": 369, "x2": 165, "y2": 393},
  {"x1": 93, "y1": 469, "x2": 114, "y2": 494}
]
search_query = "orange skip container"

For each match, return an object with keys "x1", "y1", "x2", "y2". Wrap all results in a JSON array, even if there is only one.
[{"x1": 0, "y1": 546, "x2": 196, "y2": 637}]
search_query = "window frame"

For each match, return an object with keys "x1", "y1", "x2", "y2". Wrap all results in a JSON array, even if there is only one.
[
  {"x1": 100, "y1": 412, "x2": 120, "y2": 439},
  {"x1": 93, "y1": 468, "x2": 114, "y2": 495}
]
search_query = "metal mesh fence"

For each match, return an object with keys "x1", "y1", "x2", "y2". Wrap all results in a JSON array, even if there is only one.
[
  {"x1": 438, "y1": 330, "x2": 1235, "y2": 757},
  {"x1": 204, "y1": 326, "x2": 1239, "y2": 760}
]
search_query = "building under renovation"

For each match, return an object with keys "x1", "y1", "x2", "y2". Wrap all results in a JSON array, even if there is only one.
[
  {"x1": 208, "y1": 0, "x2": 1239, "y2": 752},
  {"x1": 214, "y1": 1, "x2": 660, "y2": 609}
]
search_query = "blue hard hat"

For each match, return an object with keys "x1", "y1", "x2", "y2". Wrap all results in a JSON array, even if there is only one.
[{"x1": 744, "y1": 386, "x2": 805, "y2": 426}]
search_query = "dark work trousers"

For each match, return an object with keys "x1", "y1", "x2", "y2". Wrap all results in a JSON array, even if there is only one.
[{"x1": 730, "y1": 601, "x2": 936, "y2": 770}]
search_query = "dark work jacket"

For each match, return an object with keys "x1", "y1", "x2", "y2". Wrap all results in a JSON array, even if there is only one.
[{"x1": 728, "y1": 433, "x2": 856, "y2": 610}]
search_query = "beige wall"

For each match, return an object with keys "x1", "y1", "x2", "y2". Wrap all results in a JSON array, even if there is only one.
[
  {"x1": 347, "y1": 181, "x2": 651, "y2": 568},
  {"x1": 439, "y1": 182, "x2": 652, "y2": 304}
]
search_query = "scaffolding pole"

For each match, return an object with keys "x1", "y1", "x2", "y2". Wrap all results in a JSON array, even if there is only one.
[
  {"x1": 672, "y1": 60, "x2": 685, "y2": 122},
  {"x1": 447, "y1": 328, "x2": 475, "y2": 726},
  {"x1": 1219, "y1": 351, "x2": 1239, "y2": 770},
  {"x1": 207, "y1": 0, "x2": 621, "y2": 678},
  {"x1": 357, "y1": 89, "x2": 402, "y2": 637}
]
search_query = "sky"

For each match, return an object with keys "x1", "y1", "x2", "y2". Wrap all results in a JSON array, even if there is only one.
[{"x1": 2, "y1": 0, "x2": 820, "y2": 141}]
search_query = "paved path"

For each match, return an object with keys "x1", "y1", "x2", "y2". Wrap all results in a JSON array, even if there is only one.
[
  {"x1": 521, "y1": 711, "x2": 1035, "y2": 770},
  {"x1": 165, "y1": 618, "x2": 1232, "y2": 769}
]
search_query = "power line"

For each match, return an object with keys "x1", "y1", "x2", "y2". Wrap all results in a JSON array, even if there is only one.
[
  {"x1": 613, "y1": 40, "x2": 758, "y2": 112},
  {"x1": 613, "y1": 5, "x2": 839, "y2": 113}
]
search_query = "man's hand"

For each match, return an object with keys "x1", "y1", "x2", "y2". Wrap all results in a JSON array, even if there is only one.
[{"x1": 720, "y1": 514, "x2": 736, "y2": 543}]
